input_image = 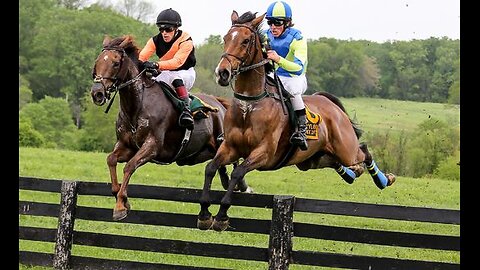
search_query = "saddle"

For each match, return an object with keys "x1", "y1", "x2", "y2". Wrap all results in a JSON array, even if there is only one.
[
  {"x1": 157, "y1": 81, "x2": 219, "y2": 119},
  {"x1": 265, "y1": 74, "x2": 322, "y2": 138}
]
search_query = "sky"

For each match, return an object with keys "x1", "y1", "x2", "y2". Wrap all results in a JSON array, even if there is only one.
[{"x1": 143, "y1": 0, "x2": 460, "y2": 45}]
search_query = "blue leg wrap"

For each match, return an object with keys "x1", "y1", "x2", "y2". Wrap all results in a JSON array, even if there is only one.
[
  {"x1": 336, "y1": 165, "x2": 356, "y2": 184},
  {"x1": 365, "y1": 160, "x2": 388, "y2": 189}
]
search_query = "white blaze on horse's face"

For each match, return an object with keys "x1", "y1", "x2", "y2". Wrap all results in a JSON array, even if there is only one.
[
  {"x1": 215, "y1": 29, "x2": 242, "y2": 86},
  {"x1": 230, "y1": 30, "x2": 239, "y2": 41},
  {"x1": 103, "y1": 55, "x2": 109, "y2": 61}
]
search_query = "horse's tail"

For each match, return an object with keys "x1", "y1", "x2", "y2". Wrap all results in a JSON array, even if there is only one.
[
  {"x1": 214, "y1": 96, "x2": 231, "y2": 111},
  {"x1": 313, "y1": 92, "x2": 363, "y2": 139}
]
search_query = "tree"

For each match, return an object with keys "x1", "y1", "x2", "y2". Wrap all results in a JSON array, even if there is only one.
[
  {"x1": 448, "y1": 58, "x2": 460, "y2": 104},
  {"x1": 19, "y1": 74, "x2": 33, "y2": 110},
  {"x1": 19, "y1": 96, "x2": 78, "y2": 149},
  {"x1": 79, "y1": 92, "x2": 118, "y2": 152},
  {"x1": 57, "y1": 0, "x2": 89, "y2": 9},
  {"x1": 24, "y1": 4, "x2": 155, "y2": 126},
  {"x1": 405, "y1": 118, "x2": 459, "y2": 177}
]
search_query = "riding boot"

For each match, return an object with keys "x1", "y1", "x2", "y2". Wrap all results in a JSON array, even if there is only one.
[
  {"x1": 290, "y1": 114, "x2": 308, "y2": 150},
  {"x1": 173, "y1": 79, "x2": 194, "y2": 130},
  {"x1": 179, "y1": 97, "x2": 194, "y2": 130}
]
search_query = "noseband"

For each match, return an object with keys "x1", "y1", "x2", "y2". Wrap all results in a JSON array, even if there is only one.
[{"x1": 220, "y1": 24, "x2": 270, "y2": 77}]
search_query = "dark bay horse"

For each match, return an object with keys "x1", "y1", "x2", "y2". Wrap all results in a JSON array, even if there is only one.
[
  {"x1": 91, "y1": 35, "x2": 250, "y2": 221},
  {"x1": 197, "y1": 11, "x2": 395, "y2": 231}
]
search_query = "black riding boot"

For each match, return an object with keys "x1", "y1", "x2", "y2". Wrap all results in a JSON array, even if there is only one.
[
  {"x1": 173, "y1": 79, "x2": 194, "y2": 130},
  {"x1": 290, "y1": 113, "x2": 308, "y2": 150},
  {"x1": 179, "y1": 97, "x2": 194, "y2": 130}
]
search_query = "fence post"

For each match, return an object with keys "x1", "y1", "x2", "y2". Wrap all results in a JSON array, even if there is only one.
[
  {"x1": 268, "y1": 195, "x2": 295, "y2": 270},
  {"x1": 53, "y1": 181, "x2": 78, "y2": 270}
]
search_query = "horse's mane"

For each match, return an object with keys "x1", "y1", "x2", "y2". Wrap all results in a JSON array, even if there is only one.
[
  {"x1": 233, "y1": 11, "x2": 274, "y2": 73},
  {"x1": 105, "y1": 35, "x2": 142, "y2": 66}
]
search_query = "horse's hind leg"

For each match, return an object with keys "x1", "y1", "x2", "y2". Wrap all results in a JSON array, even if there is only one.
[{"x1": 360, "y1": 143, "x2": 396, "y2": 189}]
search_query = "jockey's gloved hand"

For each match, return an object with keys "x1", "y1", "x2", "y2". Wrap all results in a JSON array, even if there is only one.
[{"x1": 143, "y1": 61, "x2": 159, "y2": 71}]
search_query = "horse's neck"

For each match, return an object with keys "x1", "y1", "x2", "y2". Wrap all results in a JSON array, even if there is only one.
[
  {"x1": 118, "y1": 73, "x2": 144, "y2": 117},
  {"x1": 235, "y1": 65, "x2": 266, "y2": 96}
]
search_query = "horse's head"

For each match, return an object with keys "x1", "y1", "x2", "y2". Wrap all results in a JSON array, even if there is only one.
[
  {"x1": 215, "y1": 11, "x2": 265, "y2": 86},
  {"x1": 91, "y1": 35, "x2": 140, "y2": 106}
]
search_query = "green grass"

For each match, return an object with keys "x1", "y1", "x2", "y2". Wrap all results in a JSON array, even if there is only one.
[
  {"x1": 342, "y1": 97, "x2": 460, "y2": 135},
  {"x1": 19, "y1": 147, "x2": 459, "y2": 269}
]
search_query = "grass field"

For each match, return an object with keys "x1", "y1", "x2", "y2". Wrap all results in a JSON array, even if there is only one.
[
  {"x1": 342, "y1": 97, "x2": 460, "y2": 136},
  {"x1": 19, "y1": 95, "x2": 460, "y2": 269},
  {"x1": 19, "y1": 146, "x2": 460, "y2": 269}
]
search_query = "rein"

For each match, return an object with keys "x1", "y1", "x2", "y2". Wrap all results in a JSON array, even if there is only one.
[
  {"x1": 222, "y1": 24, "x2": 271, "y2": 102},
  {"x1": 103, "y1": 69, "x2": 146, "y2": 114}
]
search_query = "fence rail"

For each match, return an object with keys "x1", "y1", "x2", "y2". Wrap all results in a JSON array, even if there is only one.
[{"x1": 19, "y1": 176, "x2": 460, "y2": 269}]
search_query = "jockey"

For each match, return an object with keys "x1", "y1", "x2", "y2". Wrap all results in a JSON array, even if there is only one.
[
  {"x1": 139, "y1": 8, "x2": 196, "y2": 130},
  {"x1": 264, "y1": 1, "x2": 309, "y2": 150}
]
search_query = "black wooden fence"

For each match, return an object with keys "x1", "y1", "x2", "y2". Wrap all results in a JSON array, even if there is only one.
[{"x1": 19, "y1": 176, "x2": 460, "y2": 269}]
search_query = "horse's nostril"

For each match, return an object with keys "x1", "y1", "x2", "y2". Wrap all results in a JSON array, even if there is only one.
[
  {"x1": 220, "y1": 70, "x2": 230, "y2": 82},
  {"x1": 95, "y1": 92, "x2": 104, "y2": 100}
]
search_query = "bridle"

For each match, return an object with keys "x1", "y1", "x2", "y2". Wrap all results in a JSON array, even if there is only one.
[
  {"x1": 92, "y1": 46, "x2": 146, "y2": 113},
  {"x1": 220, "y1": 24, "x2": 270, "y2": 78},
  {"x1": 220, "y1": 23, "x2": 271, "y2": 101}
]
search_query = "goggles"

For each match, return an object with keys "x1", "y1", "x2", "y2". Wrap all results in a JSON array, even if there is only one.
[
  {"x1": 159, "y1": 26, "x2": 175, "y2": 33},
  {"x1": 267, "y1": 19, "x2": 285, "y2": 27}
]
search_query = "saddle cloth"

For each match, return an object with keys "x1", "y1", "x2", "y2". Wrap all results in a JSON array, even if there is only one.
[{"x1": 305, "y1": 105, "x2": 322, "y2": 140}]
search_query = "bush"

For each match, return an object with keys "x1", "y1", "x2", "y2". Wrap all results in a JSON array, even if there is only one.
[
  {"x1": 433, "y1": 151, "x2": 460, "y2": 181},
  {"x1": 19, "y1": 120, "x2": 45, "y2": 147}
]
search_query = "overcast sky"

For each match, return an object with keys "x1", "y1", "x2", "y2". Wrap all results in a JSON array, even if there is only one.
[{"x1": 143, "y1": 0, "x2": 460, "y2": 45}]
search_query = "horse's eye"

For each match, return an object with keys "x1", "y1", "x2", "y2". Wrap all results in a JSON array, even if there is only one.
[
  {"x1": 242, "y1": 39, "x2": 250, "y2": 46},
  {"x1": 113, "y1": 62, "x2": 120, "y2": 68}
]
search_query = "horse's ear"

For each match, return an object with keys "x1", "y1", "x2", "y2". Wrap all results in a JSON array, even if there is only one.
[
  {"x1": 231, "y1": 10, "x2": 239, "y2": 24},
  {"x1": 252, "y1": 13, "x2": 266, "y2": 28},
  {"x1": 119, "y1": 35, "x2": 131, "y2": 48},
  {"x1": 102, "y1": 35, "x2": 111, "y2": 48}
]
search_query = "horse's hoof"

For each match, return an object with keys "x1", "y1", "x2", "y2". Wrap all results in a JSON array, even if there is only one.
[
  {"x1": 212, "y1": 218, "x2": 229, "y2": 232},
  {"x1": 197, "y1": 216, "x2": 213, "y2": 230},
  {"x1": 112, "y1": 208, "x2": 128, "y2": 221},
  {"x1": 386, "y1": 173, "x2": 396, "y2": 186}
]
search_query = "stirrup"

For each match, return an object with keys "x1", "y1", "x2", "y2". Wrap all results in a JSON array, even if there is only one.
[
  {"x1": 290, "y1": 132, "x2": 308, "y2": 151},
  {"x1": 179, "y1": 111, "x2": 194, "y2": 129}
]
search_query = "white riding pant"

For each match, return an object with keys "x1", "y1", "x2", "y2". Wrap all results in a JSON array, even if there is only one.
[
  {"x1": 154, "y1": 67, "x2": 196, "y2": 91},
  {"x1": 278, "y1": 74, "x2": 307, "y2": 111}
]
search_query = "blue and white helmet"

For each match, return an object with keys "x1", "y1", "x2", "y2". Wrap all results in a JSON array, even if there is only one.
[{"x1": 266, "y1": 1, "x2": 292, "y2": 21}]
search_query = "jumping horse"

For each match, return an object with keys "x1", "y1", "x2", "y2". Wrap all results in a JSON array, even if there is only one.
[
  {"x1": 197, "y1": 11, "x2": 395, "y2": 231},
  {"x1": 91, "y1": 35, "x2": 251, "y2": 221}
]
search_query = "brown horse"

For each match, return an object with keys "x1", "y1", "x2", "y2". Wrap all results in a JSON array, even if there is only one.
[
  {"x1": 91, "y1": 35, "x2": 251, "y2": 221},
  {"x1": 197, "y1": 11, "x2": 395, "y2": 231}
]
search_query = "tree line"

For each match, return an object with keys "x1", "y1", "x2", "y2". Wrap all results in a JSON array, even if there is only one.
[{"x1": 19, "y1": 0, "x2": 460, "y2": 179}]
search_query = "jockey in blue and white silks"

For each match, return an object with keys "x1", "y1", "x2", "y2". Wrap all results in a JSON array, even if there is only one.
[{"x1": 264, "y1": 1, "x2": 309, "y2": 151}]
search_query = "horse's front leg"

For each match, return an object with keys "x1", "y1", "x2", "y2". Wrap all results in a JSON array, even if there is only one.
[
  {"x1": 197, "y1": 145, "x2": 238, "y2": 230},
  {"x1": 212, "y1": 147, "x2": 269, "y2": 232},
  {"x1": 107, "y1": 141, "x2": 135, "y2": 198},
  {"x1": 218, "y1": 162, "x2": 253, "y2": 193},
  {"x1": 113, "y1": 138, "x2": 158, "y2": 221}
]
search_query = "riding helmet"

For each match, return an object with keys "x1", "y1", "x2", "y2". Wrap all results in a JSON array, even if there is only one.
[
  {"x1": 266, "y1": 1, "x2": 292, "y2": 21},
  {"x1": 156, "y1": 8, "x2": 182, "y2": 27}
]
